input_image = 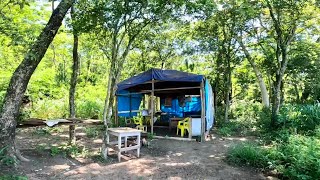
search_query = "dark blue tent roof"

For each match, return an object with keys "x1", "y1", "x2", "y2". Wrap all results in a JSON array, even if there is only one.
[{"x1": 117, "y1": 68, "x2": 204, "y2": 92}]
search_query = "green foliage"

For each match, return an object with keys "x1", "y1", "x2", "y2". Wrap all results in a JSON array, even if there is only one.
[
  {"x1": 147, "y1": 133, "x2": 155, "y2": 140},
  {"x1": 32, "y1": 127, "x2": 51, "y2": 136},
  {"x1": 277, "y1": 104, "x2": 320, "y2": 134},
  {"x1": 271, "y1": 135, "x2": 320, "y2": 180},
  {"x1": 31, "y1": 98, "x2": 69, "y2": 119},
  {"x1": 77, "y1": 100, "x2": 103, "y2": 119},
  {"x1": 0, "y1": 147, "x2": 16, "y2": 166},
  {"x1": 0, "y1": 175, "x2": 28, "y2": 180},
  {"x1": 227, "y1": 142, "x2": 268, "y2": 168},
  {"x1": 227, "y1": 131, "x2": 320, "y2": 179},
  {"x1": 50, "y1": 144, "x2": 89, "y2": 158},
  {"x1": 216, "y1": 125, "x2": 234, "y2": 137},
  {"x1": 50, "y1": 146, "x2": 61, "y2": 156},
  {"x1": 85, "y1": 127, "x2": 100, "y2": 138},
  {"x1": 217, "y1": 101, "x2": 263, "y2": 137}
]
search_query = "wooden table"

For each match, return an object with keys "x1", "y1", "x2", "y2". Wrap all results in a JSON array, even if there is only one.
[
  {"x1": 169, "y1": 117, "x2": 184, "y2": 130},
  {"x1": 105, "y1": 127, "x2": 141, "y2": 162}
]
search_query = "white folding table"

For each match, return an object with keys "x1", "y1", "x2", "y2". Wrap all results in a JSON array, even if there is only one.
[{"x1": 104, "y1": 127, "x2": 141, "y2": 162}]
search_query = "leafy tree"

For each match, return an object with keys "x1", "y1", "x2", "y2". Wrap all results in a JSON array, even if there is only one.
[{"x1": 0, "y1": 0, "x2": 74, "y2": 162}]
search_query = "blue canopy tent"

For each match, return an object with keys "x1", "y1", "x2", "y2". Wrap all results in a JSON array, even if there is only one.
[{"x1": 115, "y1": 68, "x2": 214, "y2": 140}]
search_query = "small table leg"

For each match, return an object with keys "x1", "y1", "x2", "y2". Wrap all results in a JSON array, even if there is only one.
[
  {"x1": 137, "y1": 134, "x2": 141, "y2": 158},
  {"x1": 124, "y1": 136, "x2": 128, "y2": 153},
  {"x1": 118, "y1": 135, "x2": 122, "y2": 162}
]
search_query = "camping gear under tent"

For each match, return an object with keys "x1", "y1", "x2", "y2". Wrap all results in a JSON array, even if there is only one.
[{"x1": 115, "y1": 68, "x2": 214, "y2": 140}]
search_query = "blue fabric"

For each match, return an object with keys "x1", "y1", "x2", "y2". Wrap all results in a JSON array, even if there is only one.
[
  {"x1": 205, "y1": 80, "x2": 214, "y2": 130},
  {"x1": 117, "y1": 68, "x2": 204, "y2": 92},
  {"x1": 117, "y1": 90, "x2": 142, "y2": 117},
  {"x1": 160, "y1": 97, "x2": 201, "y2": 121}
]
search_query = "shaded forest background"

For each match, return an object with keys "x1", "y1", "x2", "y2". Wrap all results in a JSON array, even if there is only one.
[{"x1": 1, "y1": 0, "x2": 320, "y2": 179}]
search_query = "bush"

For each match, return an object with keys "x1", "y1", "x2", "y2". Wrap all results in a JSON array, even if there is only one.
[
  {"x1": 0, "y1": 175, "x2": 28, "y2": 180},
  {"x1": 77, "y1": 100, "x2": 103, "y2": 119},
  {"x1": 50, "y1": 144, "x2": 89, "y2": 158},
  {"x1": 85, "y1": 127, "x2": 100, "y2": 138},
  {"x1": 271, "y1": 135, "x2": 320, "y2": 180},
  {"x1": 31, "y1": 98, "x2": 69, "y2": 119},
  {"x1": 216, "y1": 101, "x2": 263, "y2": 137},
  {"x1": 226, "y1": 142, "x2": 268, "y2": 168},
  {"x1": 230, "y1": 101, "x2": 262, "y2": 129},
  {"x1": 227, "y1": 134, "x2": 320, "y2": 180},
  {"x1": 277, "y1": 104, "x2": 320, "y2": 135},
  {"x1": 0, "y1": 147, "x2": 16, "y2": 166}
]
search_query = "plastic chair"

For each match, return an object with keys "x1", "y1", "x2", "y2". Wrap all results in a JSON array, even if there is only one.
[
  {"x1": 176, "y1": 118, "x2": 190, "y2": 137},
  {"x1": 133, "y1": 116, "x2": 147, "y2": 132}
]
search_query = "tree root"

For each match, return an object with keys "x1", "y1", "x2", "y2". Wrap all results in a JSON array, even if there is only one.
[{"x1": 15, "y1": 146, "x2": 30, "y2": 162}]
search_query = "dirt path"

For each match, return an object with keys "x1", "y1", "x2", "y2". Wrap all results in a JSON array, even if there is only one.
[{"x1": 13, "y1": 127, "x2": 269, "y2": 180}]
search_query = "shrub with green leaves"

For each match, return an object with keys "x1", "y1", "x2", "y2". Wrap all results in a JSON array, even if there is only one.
[
  {"x1": 278, "y1": 104, "x2": 320, "y2": 134},
  {"x1": 227, "y1": 135, "x2": 320, "y2": 180},
  {"x1": 226, "y1": 142, "x2": 268, "y2": 168},
  {"x1": 85, "y1": 127, "x2": 100, "y2": 138},
  {"x1": 77, "y1": 100, "x2": 103, "y2": 119},
  {"x1": 0, "y1": 147, "x2": 16, "y2": 166},
  {"x1": 0, "y1": 175, "x2": 28, "y2": 180},
  {"x1": 271, "y1": 135, "x2": 320, "y2": 179}
]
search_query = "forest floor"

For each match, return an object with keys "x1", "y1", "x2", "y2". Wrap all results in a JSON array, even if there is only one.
[{"x1": 5, "y1": 126, "x2": 276, "y2": 180}]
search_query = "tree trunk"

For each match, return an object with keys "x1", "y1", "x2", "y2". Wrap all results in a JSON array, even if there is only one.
[
  {"x1": 224, "y1": 57, "x2": 231, "y2": 123},
  {"x1": 69, "y1": 5, "x2": 79, "y2": 145},
  {"x1": 237, "y1": 37, "x2": 270, "y2": 107},
  {"x1": 271, "y1": 75, "x2": 281, "y2": 127},
  {"x1": 0, "y1": 0, "x2": 74, "y2": 160}
]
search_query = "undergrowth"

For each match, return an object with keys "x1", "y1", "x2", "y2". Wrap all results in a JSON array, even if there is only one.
[{"x1": 225, "y1": 103, "x2": 320, "y2": 180}]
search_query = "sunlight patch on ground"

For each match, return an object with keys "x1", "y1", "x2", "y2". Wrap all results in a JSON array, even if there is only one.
[
  {"x1": 209, "y1": 154, "x2": 223, "y2": 159},
  {"x1": 225, "y1": 137, "x2": 248, "y2": 141},
  {"x1": 168, "y1": 177, "x2": 182, "y2": 180},
  {"x1": 51, "y1": 164, "x2": 70, "y2": 170},
  {"x1": 172, "y1": 152, "x2": 183, "y2": 156},
  {"x1": 93, "y1": 139, "x2": 102, "y2": 143},
  {"x1": 162, "y1": 162, "x2": 191, "y2": 167},
  {"x1": 58, "y1": 134, "x2": 69, "y2": 138}
]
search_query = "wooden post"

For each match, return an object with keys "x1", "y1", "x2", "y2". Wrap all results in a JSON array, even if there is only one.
[
  {"x1": 188, "y1": 117, "x2": 192, "y2": 139},
  {"x1": 200, "y1": 81, "x2": 205, "y2": 142},
  {"x1": 151, "y1": 79, "x2": 154, "y2": 134}
]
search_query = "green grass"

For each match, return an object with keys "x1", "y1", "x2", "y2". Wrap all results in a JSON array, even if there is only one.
[
  {"x1": 0, "y1": 175, "x2": 28, "y2": 180},
  {"x1": 227, "y1": 134, "x2": 320, "y2": 180},
  {"x1": 226, "y1": 142, "x2": 268, "y2": 168}
]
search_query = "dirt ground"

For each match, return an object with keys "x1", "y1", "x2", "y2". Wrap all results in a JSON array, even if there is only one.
[{"x1": 9, "y1": 126, "x2": 274, "y2": 180}]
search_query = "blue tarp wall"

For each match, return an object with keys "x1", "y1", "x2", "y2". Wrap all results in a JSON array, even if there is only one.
[
  {"x1": 205, "y1": 80, "x2": 214, "y2": 130},
  {"x1": 117, "y1": 90, "x2": 142, "y2": 117},
  {"x1": 160, "y1": 97, "x2": 201, "y2": 122}
]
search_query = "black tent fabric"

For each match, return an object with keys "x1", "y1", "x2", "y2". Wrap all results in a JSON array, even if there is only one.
[{"x1": 117, "y1": 68, "x2": 204, "y2": 92}]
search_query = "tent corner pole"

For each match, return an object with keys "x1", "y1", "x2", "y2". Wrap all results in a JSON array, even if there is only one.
[
  {"x1": 151, "y1": 79, "x2": 154, "y2": 134},
  {"x1": 200, "y1": 80, "x2": 205, "y2": 142}
]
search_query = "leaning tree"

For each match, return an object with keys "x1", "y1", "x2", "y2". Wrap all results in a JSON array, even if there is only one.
[{"x1": 0, "y1": 0, "x2": 75, "y2": 161}]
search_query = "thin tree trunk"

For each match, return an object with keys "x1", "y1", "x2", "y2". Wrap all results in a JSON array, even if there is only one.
[
  {"x1": 0, "y1": 0, "x2": 74, "y2": 161},
  {"x1": 237, "y1": 37, "x2": 270, "y2": 107},
  {"x1": 224, "y1": 58, "x2": 231, "y2": 123},
  {"x1": 69, "y1": 5, "x2": 79, "y2": 145},
  {"x1": 293, "y1": 81, "x2": 299, "y2": 103}
]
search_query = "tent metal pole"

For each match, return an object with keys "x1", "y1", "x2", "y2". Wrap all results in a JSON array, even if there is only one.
[
  {"x1": 200, "y1": 80, "x2": 205, "y2": 142},
  {"x1": 141, "y1": 86, "x2": 201, "y2": 93},
  {"x1": 129, "y1": 93, "x2": 132, "y2": 117},
  {"x1": 151, "y1": 79, "x2": 154, "y2": 134}
]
